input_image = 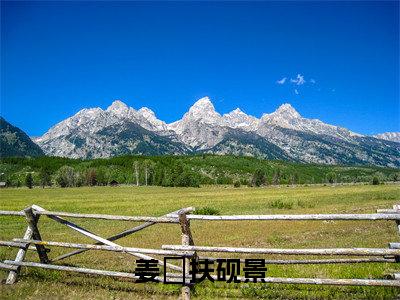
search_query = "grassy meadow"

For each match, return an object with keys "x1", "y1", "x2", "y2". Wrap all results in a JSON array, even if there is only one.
[{"x1": 0, "y1": 184, "x2": 400, "y2": 299}]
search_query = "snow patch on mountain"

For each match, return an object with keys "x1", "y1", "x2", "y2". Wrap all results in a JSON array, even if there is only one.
[
  {"x1": 373, "y1": 132, "x2": 400, "y2": 143},
  {"x1": 106, "y1": 100, "x2": 131, "y2": 116}
]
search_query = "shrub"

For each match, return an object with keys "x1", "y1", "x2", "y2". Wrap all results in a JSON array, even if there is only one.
[
  {"x1": 233, "y1": 181, "x2": 241, "y2": 188},
  {"x1": 252, "y1": 169, "x2": 266, "y2": 187},
  {"x1": 371, "y1": 172, "x2": 386, "y2": 185},
  {"x1": 267, "y1": 200, "x2": 293, "y2": 209},
  {"x1": 372, "y1": 176, "x2": 380, "y2": 185},
  {"x1": 326, "y1": 172, "x2": 336, "y2": 184},
  {"x1": 193, "y1": 207, "x2": 221, "y2": 215}
]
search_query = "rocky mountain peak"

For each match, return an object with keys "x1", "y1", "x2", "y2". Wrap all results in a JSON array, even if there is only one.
[
  {"x1": 106, "y1": 100, "x2": 130, "y2": 115},
  {"x1": 260, "y1": 103, "x2": 301, "y2": 126},
  {"x1": 138, "y1": 107, "x2": 156, "y2": 118},
  {"x1": 274, "y1": 103, "x2": 301, "y2": 119},
  {"x1": 188, "y1": 96, "x2": 215, "y2": 112},
  {"x1": 228, "y1": 108, "x2": 245, "y2": 115},
  {"x1": 184, "y1": 96, "x2": 221, "y2": 123}
]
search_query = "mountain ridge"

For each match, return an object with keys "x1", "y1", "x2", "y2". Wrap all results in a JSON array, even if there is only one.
[
  {"x1": 373, "y1": 132, "x2": 400, "y2": 143},
  {"x1": 0, "y1": 117, "x2": 44, "y2": 158},
  {"x1": 30, "y1": 97, "x2": 400, "y2": 167}
]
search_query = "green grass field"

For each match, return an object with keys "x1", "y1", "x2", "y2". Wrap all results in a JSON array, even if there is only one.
[{"x1": 1, "y1": 184, "x2": 400, "y2": 299}]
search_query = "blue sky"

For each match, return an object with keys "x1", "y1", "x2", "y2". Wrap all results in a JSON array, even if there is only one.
[{"x1": 1, "y1": 1, "x2": 399, "y2": 136}]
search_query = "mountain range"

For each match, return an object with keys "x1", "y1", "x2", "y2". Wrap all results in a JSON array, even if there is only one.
[{"x1": 30, "y1": 97, "x2": 399, "y2": 167}]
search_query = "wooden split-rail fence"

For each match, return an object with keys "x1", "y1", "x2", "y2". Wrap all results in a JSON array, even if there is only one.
[{"x1": 1, "y1": 204, "x2": 400, "y2": 299}]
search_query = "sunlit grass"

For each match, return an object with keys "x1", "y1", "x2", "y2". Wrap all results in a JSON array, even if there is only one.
[{"x1": 1, "y1": 184, "x2": 399, "y2": 299}]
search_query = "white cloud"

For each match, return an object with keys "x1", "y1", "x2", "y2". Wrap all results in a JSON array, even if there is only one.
[
  {"x1": 290, "y1": 74, "x2": 306, "y2": 85},
  {"x1": 310, "y1": 78, "x2": 316, "y2": 84},
  {"x1": 276, "y1": 77, "x2": 287, "y2": 85},
  {"x1": 294, "y1": 89, "x2": 299, "y2": 95}
]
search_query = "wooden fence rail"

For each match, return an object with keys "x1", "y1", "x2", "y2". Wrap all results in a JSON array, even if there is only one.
[
  {"x1": 162, "y1": 245, "x2": 400, "y2": 256},
  {"x1": 1, "y1": 204, "x2": 400, "y2": 299},
  {"x1": 3, "y1": 209, "x2": 400, "y2": 221}
]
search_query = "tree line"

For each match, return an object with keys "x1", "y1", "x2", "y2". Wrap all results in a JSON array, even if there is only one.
[
  {"x1": 1, "y1": 155, "x2": 399, "y2": 188},
  {"x1": 17, "y1": 161, "x2": 202, "y2": 188}
]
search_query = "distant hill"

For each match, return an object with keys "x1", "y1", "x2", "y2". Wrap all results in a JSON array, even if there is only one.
[{"x1": 0, "y1": 117, "x2": 44, "y2": 158}]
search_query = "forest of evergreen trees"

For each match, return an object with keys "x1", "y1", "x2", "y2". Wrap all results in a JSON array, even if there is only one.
[{"x1": 0, "y1": 155, "x2": 398, "y2": 188}]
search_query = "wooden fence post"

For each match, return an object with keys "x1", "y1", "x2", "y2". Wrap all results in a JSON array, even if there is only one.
[
  {"x1": 178, "y1": 211, "x2": 196, "y2": 300},
  {"x1": 24, "y1": 207, "x2": 49, "y2": 264},
  {"x1": 394, "y1": 219, "x2": 400, "y2": 263},
  {"x1": 6, "y1": 206, "x2": 49, "y2": 284},
  {"x1": 6, "y1": 226, "x2": 33, "y2": 284},
  {"x1": 393, "y1": 205, "x2": 400, "y2": 264}
]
